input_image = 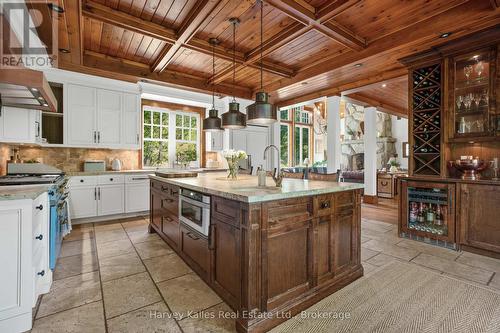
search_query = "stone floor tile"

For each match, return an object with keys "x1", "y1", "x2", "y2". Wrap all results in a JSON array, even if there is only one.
[
  {"x1": 411, "y1": 253, "x2": 494, "y2": 285},
  {"x1": 360, "y1": 228, "x2": 402, "y2": 244},
  {"x1": 99, "y1": 252, "x2": 146, "y2": 282},
  {"x1": 59, "y1": 238, "x2": 95, "y2": 258},
  {"x1": 362, "y1": 262, "x2": 380, "y2": 276},
  {"x1": 366, "y1": 253, "x2": 401, "y2": 267},
  {"x1": 107, "y1": 302, "x2": 181, "y2": 333},
  {"x1": 37, "y1": 271, "x2": 101, "y2": 318},
  {"x1": 143, "y1": 254, "x2": 192, "y2": 283},
  {"x1": 32, "y1": 301, "x2": 105, "y2": 333},
  {"x1": 53, "y1": 252, "x2": 98, "y2": 280},
  {"x1": 361, "y1": 221, "x2": 393, "y2": 233},
  {"x1": 361, "y1": 247, "x2": 380, "y2": 262},
  {"x1": 102, "y1": 272, "x2": 161, "y2": 319},
  {"x1": 178, "y1": 302, "x2": 236, "y2": 333},
  {"x1": 64, "y1": 227, "x2": 94, "y2": 242},
  {"x1": 456, "y1": 251, "x2": 500, "y2": 273},
  {"x1": 94, "y1": 221, "x2": 123, "y2": 231},
  {"x1": 489, "y1": 273, "x2": 500, "y2": 290},
  {"x1": 396, "y1": 239, "x2": 461, "y2": 261},
  {"x1": 134, "y1": 239, "x2": 174, "y2": 259},
  {"x1": 127, "y1": 229, "x2": 161, "y2": 244},
  {"x1": 96, "y1": 238, "x2": 134, "y2": 259},
  {"x1": 157, "y1": 273, "x2": 221, "y2": 315},
  {"x1": 95, "y1": 228, "x2": 128, "y2": 245},
  {"x1": 362, "y1": 239, "x2": 420, "y2": 261}
]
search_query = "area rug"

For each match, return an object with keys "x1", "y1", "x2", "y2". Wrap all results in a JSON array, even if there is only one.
[{"x1": 271, "y1": 262, "x2": 500, "y2": 333}]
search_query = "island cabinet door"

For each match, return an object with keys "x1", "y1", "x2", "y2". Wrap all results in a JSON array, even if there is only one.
[
  {"x1": 150, "y1": 188, "x2": 162, "y2": 231},
  {"x1": 459, "y1": 183, "x2": 500, "y2": 254},
  {"x1": 315, "y1": 215, "x2": 335, "y2": 284},
  {"x1": 180, "y1": 225, "x2": 210, "y2": 281},
  {"x1": 333, "y1": 207, "x2": 358, "y2": 275},
  {"x1": 161, "y1": 214, "x2": 179, "y2": 250},
  {"x1": 210, "y1": 218, "x2": 241, "y2": 310},
  {"x1": 262, "y1": 198, "x2": 314, "y2": 310}
]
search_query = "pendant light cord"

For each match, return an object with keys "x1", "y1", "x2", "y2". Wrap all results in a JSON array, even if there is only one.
[
  {"x1": 212, "y1": 40, "x2": 215, "y2": 109},
  {"x1": 232, "y1": 20, "x2": 236, "y2": 103},
  {"x1": 260, "y1": 0, "x2": 263, "y2": 91}
]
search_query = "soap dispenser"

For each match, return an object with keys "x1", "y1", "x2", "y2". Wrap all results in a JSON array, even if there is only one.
[{"x1": 257, "y1": 165, "x2": 266, "y2": 187}]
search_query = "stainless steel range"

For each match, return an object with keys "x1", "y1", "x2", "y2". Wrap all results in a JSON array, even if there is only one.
[{"x1": 0, "y1": 163, "x2": 69, "y2": 270}]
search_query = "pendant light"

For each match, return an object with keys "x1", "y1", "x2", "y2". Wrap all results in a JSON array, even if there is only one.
[
  {"x1": 246, "y1": 0, "x2": 276, "y2": 125},
  {"x1": 203, "y1": 38, "x2": 223, "y2": 132},
  {"x1": 222, "y1": 17, "x2": 246, "y2": 130}
]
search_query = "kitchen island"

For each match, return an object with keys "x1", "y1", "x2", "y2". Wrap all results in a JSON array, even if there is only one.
[{"x1": 149, "y1": 172, "x2": 364, "y2": 333}]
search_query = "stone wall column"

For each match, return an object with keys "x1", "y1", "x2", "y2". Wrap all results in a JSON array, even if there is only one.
[
  {"x1": 364, "y1": 107, "x2": 378, "y2": 201},
  {"x1": 326, "y1": 96, "x2": 342, "y2": 173}
]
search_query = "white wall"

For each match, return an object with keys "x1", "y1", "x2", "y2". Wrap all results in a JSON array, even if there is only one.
[{"x1": 391, "y1": 115, "x2": 409, "y2": 169}]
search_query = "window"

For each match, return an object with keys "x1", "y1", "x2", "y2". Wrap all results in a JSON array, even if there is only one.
[
  {"x1": 279, "y1": 106, "x2": 314, "y2": 167},
  {"x1": 143, "y1": 106, "x2": 200, "y2": 168}
]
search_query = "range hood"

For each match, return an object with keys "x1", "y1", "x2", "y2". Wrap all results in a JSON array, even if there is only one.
[{"x1": 0, "y1": 67, "x2": 57, "y2": 112}]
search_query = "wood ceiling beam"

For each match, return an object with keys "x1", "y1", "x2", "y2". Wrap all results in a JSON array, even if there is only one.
[
  {"x1": 265, "y1": 1, "x2": 500, "y2": 95},
  {"x1": 264, "y1": 0, "x2": 366, "y2": 51},
  {"x1": 342, "y1": 92, "x2": 407, "y2": 118},
  {"x1": 341, "y1": 75, "x2": 407, "y2": 95},
  {"x1": 72, "y1": 51, "x2": 253, "y2": 99},
  {"x1": 274, "y1": 67, "x2": 407, "y2": 107},
  {"x1": 64, "y1": 0, "x2": 84, "y2": 65},
  {"x1": 151, "y1": 0, "x2": 222, "y2": 73},
  {"x1": 315, "y1": 0, "x2": 361, "y2": 23},
  {"x1": 490, "y1": 0, "x2": 500, "y2": 10}
]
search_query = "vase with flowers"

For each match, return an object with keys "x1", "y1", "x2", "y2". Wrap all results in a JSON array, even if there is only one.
[{"x1": 222, "y1": 150, "x2": 248, "y2": 180}]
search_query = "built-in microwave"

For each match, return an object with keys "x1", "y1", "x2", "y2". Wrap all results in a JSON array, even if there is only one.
[{"x1": 179, "y1": 188, "x2": 210, "y2": 237}]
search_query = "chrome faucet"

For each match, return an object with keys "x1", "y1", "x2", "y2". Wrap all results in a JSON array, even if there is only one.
[{"x1": 263, "y1": 145, "x2": 284, "y2": 187}]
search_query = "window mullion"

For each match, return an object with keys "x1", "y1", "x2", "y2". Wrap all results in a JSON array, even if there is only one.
[{"x1": 168, "y1": 110, "x2": 176, "y2": 168}]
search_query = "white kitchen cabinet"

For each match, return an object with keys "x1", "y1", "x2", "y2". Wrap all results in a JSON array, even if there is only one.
[
  {"x1": 66, "y1": 84, "x2": 97, "y2": 146},
  {"x1": 122, "y1": 93, "x2": 140, "y2": 149},
  {"x1": 97, "y1": 89, "x2": 122, "y2": 147},
  {"x1": 125, "y1": 175, "x2": 150, "y2": 213},
  {"x1": 97, "y1": 184, "x2": 125, "y2": 216},
  {"x1": 231, "y1": 126, "x2": 269, "y2": 170},
  {"x1": 0, "y1": 192, "x2": 50, "y2": 333},
  {"x1": 69, "y1": 186, "x2": 98, "y2": 219},
  {"x1": 0, "y1": 106, "x2": 41, "y2": 144},
  {"x1": 209, "y1": 131, "x2": 224, "y2": 151}
]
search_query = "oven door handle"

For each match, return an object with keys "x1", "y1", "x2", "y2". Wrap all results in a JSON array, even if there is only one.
[{"x1": 180, "y1": 195, "x2": 210, "y2": 209}]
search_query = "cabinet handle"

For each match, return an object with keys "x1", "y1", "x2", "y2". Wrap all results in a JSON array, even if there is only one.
[
  {"x1": 137, "y1": 134, "x2": 139, "y2": 144},
  {"x1": 36, "y1": 204, "x2": 43, "y2": 210},
  {"x1": 80, "y1": 179, "x2": 84, "y2": 183},
  {"x1": 35, "y1": 234, "x2": 43, "y2": 240},
  {"x1": 94, "y1": 188, "x2": 97, "y2": 200},
  {"x1": 186, "y1": 232, "x2": 199, "y2": 240},
  {"x1": 320, "y1": 201, "x2": 330, "y2": 209},
  {"x1": 381, "y1": 181, "x2": 388, "y2": 186},
  {"x1": 162, "y1": 216, "x2": 173, "y2": 223},
  {"x1": 98, "y1": 187, "x2": 101, "y2": 200},
  {"x1": 161, "y1": 186, "x2": 168, "y2": 192},
  {"x1": 110, "y1": 178, "x2": 113, "y2": 181},
  {"x1": 37, "y1": 270, "x2": 45, "y2": 277},
  {"x1": 94, "y1": 131, "x2": 97, "y2": 143},
  {"x1": 132, "y1": 177, "x2": 148, "y2": 181},
  {"x1": 35, "y1": 121, "x2": 40, "y2": 137},
  {"x1": 98, "y1": 131, "x2": 101, "y2": 143},
  {"x1": 170, "y1": 189, "x2": 178, "y2": 195},
  {"x1": 318, "y1": 218, "x2": 329, "y2": 225}
]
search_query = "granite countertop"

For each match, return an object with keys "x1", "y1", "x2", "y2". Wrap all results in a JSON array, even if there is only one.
[
  {"x1": 0, "y1": 185, "x2": 49, "y2": 201},
  {"x1": 66, "y1": 168, "x2": 226, "y2": 176},
  {"x1": 150, "y1": 172, "x2": 364, "y2": 203}
]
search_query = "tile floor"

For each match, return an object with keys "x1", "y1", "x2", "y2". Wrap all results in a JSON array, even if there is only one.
[{"x1": 30, "y1": 215, "x2": 500, "y2": 333}]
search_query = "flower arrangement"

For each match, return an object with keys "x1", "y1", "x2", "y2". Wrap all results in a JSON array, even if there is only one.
[{"x1": 222, "y1": 149, "x2": 248, "y2": 180}]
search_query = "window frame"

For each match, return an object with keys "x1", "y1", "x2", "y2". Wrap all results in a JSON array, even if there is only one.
[{"x1": 279, "y1": 106, "x2": 314, "y2": 167}]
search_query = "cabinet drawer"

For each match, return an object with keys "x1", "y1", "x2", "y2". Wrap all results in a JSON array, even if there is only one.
[
  {"x1": 314, "y1": 194, "x2": 334, "y2": 217},
  {"x1": 212, "y1": 196, "x2": 240, "y2": 227},
  {"x1": 377, "y1": 178, "x2": 392, "y2": 193},
  {"x1": 98, "y1": 174, "x2": 125, "y2": 185},
  {"x1": 334, "y1": 191, "x2": 354, "y2": 209},
  {"x1": 161, "y1": 215, "x2": 179, "y2": 248},
  {"x1": 161, "y1": 196, "x2": 178, "y2": 216},
  {"x1": 125, "y1": 174, "x2": 151, "y2": 183},
  {"x1": 180, "y1": 226, "x2": 210, "y2": 276},
  {"x1": 69, "y1": 176, "x2": 98, "y2": 187}
]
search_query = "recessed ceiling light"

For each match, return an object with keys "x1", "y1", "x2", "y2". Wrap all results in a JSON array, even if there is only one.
[
  {"x1": 382, "y1": 84, "x2": 387, "y2": 88},
  {"x1": 43, "y1": 103, "x2": 48, "y2": 107},
  {"x1": 31, "y1": 88, "x2": 38, "y2": 92},
  {"x1": 439, "y1": 32, "x2": 452, "y2": 38},
  {"x1": 38, "y1": 96, "x2": 44, "y2": 100},
  {"x1": 354, "y1": 63, "x2": 362, "y2": 68},
  {"x1": 59, "y1": 48, "x2": 70, "y2": 53},
  {"x1": 301, "y1": 82, "x2": 308, "y2": 85},
  {"x1": 48, "y1": 3, "x2": 65, "y2": 13}
]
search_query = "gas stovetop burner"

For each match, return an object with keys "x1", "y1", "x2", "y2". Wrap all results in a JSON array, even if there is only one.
[{"x1": 0, "y1": 174, "x2": 64, "y2": 185}]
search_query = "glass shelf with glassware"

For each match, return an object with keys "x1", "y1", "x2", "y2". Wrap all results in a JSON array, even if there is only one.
[{"x1": 451, "y1": 48, "x2": 496, "y2": 139}]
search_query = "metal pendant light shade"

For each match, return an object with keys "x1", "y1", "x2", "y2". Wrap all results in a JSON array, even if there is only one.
[
  {"x1": 222, "y1": 17, "x2": 247, "y2": 130},
  {"x1": 247, "y1": 91, "x2": 276, "y2": 125},
  {"x1": 222, "y1": 101, "x2": 246, "y2": 129},
  {"x1": 246, "y1": 0, "x2": 276, "y2": 125},
  {"x1": 203, "y1": 38, "x2": 223, "y2": 132}
]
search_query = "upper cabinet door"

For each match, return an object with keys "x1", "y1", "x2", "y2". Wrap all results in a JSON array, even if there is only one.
[
  {"x1": 67, "y1": 84, "x2": 96, "y2": 146},
  {"x1": 0, "y1": 107, "x2": 36, "y2": 143},
  {"x1": 97, "y1": 89, "x2": 122, "y2": 147},
  {"x1": 122, "y1": 93, "x2": 140, "y2": 149}
]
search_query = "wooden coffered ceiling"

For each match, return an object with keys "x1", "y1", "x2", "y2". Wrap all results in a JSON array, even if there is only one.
[{"x1": 39, "y1": 0, "x2": 500, "y2": 109}]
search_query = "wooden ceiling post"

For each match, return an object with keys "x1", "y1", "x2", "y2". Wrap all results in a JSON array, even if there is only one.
[{"x1": 151, "y1": 0, "x2": 222, "y2": 73}]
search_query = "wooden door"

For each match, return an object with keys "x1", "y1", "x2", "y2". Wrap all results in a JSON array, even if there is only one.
[
  {"x1": 211, "y1": 218, "x2": 241, "y2": 309},
  {"x1": 97, "y1": 185, "x2": 125, "y2": 216},
  {"x1": 97, "y1": 89, "x2": 122, "y2": 147},
  {"x1": 459, "y1": 183, "x2": 500, "y2": 253},
  {"x1": 67, "y1": 84, "x2": 96, "y2": 146}
]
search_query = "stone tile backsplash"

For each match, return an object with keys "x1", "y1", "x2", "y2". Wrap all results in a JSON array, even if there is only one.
[{"x1": 0, "y1": 144, "x2": 140, "y2": 175}]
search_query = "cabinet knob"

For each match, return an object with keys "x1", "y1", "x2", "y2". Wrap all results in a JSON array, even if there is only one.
[
  {"x1": 80, "y1": 179, "x2": 84, "y2": 183},
  {"x1": 37, "y1": 270, "x2": 45, "y2": 277},
  {"x1": 36, "y1": 234, "x2": 43, "y2": 240},
  {"x1": 110, "y1": 178, "x2": 114, "y2": 181},
  {"x1": 36, "y1": 204, "x2": 43, "y2": 210},
  {"x1": 320, "y1": 201, "x2": 330, "y2": 209}
]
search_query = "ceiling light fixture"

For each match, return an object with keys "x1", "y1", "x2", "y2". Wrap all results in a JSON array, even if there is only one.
[
  {"x1": 354, "y1": 63, "x2": 362, "y2": 68},
  {"x1": 382, "y1": 83, "x2": 387, "y2": 88},
  {"x1": 439, "y1": 32, "x2": 452, "y2": 38},
  {"x1": 59, "y1": 48, "x2": 70, "y2": 53},
  {"x1": 203, "y1": 38, "x2": 223, "y2": 132},
  {"x1": 222, "y1": 18, "x2": 246, "y2": 130},
  {"x1": 246, "y1": 0, "x2": 277, "y2": 126}
]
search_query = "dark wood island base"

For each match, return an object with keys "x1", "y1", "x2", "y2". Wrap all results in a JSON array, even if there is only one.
[{"x1": 149, "y1": 178, "x2": 363, "y2": 333}]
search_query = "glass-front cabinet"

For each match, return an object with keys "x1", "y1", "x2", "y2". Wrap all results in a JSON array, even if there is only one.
[
  {"x1": 451, "y1": 47, "x2": 497, "y2": 140},
  {"x1": 400, "y1": 180, "x2": 456, "y2": 248}
]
